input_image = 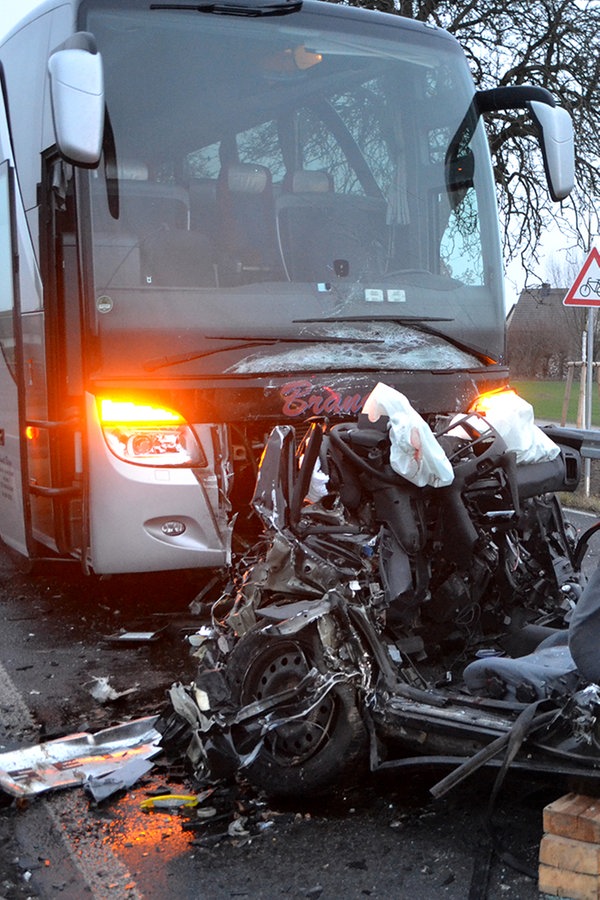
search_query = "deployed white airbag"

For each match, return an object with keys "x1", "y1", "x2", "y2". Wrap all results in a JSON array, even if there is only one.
[{"x1": 362, "y1": 382, "x2": 454, "y2": 488}]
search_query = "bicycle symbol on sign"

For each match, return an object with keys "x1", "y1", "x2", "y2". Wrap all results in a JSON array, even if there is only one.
[{"x1": 580, "y1": 278, "x2": 600, "y2": 298}]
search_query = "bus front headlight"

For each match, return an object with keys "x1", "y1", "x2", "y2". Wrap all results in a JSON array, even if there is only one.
[{"x1": 98, "y1": 398, "x2": 207, "y2": 467}]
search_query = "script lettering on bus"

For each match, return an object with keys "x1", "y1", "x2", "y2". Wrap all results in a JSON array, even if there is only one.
[{"x1": 280, "y1": 380, "x2": 368, "y2": 418}]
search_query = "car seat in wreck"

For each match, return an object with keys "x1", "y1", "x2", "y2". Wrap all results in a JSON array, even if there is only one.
[{"x1": 463, "y1": 562, "x2": 600, "y2": 702}]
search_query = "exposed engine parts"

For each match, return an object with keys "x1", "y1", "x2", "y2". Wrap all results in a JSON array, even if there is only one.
[{"x1": 160, "y1": 388, "x2": 600, "y2": 800}]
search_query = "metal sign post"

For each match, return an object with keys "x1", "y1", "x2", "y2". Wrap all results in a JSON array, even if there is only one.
[
  {"x1": 563, "y1": 246, "x2": 600, "y2": 496},
  {"x1": 585, "y1": 308, "x2": 595, "y2": 493}
]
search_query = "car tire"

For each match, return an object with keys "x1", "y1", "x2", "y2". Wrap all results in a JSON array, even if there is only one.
[{"x1": 226, "y1": 626, "x2": 367, "y2": 798}]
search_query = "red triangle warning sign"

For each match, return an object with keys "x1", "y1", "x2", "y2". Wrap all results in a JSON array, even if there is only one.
[{"x1": 564, "y1": 247, "x2": 600, "y2": 307}]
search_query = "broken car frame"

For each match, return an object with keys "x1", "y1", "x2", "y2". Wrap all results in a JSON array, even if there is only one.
[{"x1": 161, "y1": 399, "x2": 600, "y2": 800}]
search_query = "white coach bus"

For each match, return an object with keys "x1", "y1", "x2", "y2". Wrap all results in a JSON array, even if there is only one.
[{"x1": 0, "y1": 0, "x2": 573, "y2": 574}]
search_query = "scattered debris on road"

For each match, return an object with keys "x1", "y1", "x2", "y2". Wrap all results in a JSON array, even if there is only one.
[
  {"x1": 87, "y1": 675, "x2": 139, "y2": 703},
  {"x1": 0, "y1": 716, "x2": 161, "y2": 800}
]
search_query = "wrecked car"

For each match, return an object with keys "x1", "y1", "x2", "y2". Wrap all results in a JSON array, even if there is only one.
[{"x1": 163, "y1": 383, "x2": 600, "y2": 799}]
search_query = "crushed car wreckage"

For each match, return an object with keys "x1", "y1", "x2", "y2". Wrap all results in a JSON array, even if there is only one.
[{"x1": 160, "y1": 384, "x2": 600, "y2": 799}]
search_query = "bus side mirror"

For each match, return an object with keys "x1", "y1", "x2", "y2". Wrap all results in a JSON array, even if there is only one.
[
  {"x1": 48, "y1": 32, "x2": 104, "y2": 167},
  {"x1": 475, "y1": 86, "x2": 575, "y2": 203},
  {"x1": 528, "y1": 102, "x2": 574, "y2": 202}
]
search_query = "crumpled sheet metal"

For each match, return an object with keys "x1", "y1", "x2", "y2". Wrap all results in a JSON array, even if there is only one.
[
  {"x1": 0, "y1": 716, "x2": 161, "y2": 799},
  {"x1": 169, "y1": 666, "x2": 357, "y2": 778},
  {"x1": 84, "y1": 756, "x2": 156, "y2": 803}
]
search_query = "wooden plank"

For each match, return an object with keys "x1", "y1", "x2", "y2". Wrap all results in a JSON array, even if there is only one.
[
  {"x1": 539, "y1": 862, "x2": 600, "y2": 899},
  {"x1": 544, "y1": 794, "x2": 600, "y2": 843},
  {"x1": 541, "y1": 833, "x2": 600, "y2": 875}
]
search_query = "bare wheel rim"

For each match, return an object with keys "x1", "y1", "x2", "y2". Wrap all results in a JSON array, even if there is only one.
[{"x1": 242, "y1": 641, "x2": 336, "y2": 766}]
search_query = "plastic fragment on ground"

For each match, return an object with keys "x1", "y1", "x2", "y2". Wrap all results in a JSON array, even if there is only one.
[
  {"x1": 0, "y1": 716, "x2": 161, "y2": 798},
  {"x1": 84, "y1": 756, "x2": 155, "y2": 802},
  {"x1": 140, "y1": 793, "x2": 201, "y2": 810},
  {"x1": 228, "y1": 817, "x2": 249, "y2": 838},
  {"x1": 87, "y1": 675, "x2": 139, "y2": 703}
]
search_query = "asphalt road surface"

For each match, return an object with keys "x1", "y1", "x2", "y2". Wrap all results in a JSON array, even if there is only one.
[{"x1": 0, "y1": 508, "x2": 598, "y2": 900}]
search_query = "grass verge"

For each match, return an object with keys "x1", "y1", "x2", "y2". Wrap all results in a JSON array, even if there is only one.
[{"x1": 512, "y1": 378, "x2": 600, "y2": 427}]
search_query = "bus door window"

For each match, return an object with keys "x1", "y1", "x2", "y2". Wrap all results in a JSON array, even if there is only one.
[{"x1": 30, "y1": 153, "x2": 83, "y2": 555}]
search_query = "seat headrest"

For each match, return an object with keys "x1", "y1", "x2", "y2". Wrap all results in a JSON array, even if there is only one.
[
  {"x1": 289, "y1": 170, "x2": 331, "y2": 193},
  {"x1": 221, "y1": 163, "x2": 271, "y2": 194}
]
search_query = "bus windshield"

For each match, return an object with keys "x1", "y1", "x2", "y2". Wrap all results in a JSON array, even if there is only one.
[{"x1": 82, "y1": 1, "x2": 505, "y2": 378}]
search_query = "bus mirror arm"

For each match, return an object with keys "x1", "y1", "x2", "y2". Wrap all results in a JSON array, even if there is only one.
[
  {"x1": 446, "y1": 85, "x2": 575, "y2": 203},
  {"x1": 48, "y1": 32, "x2": 105, "y2": 167}
]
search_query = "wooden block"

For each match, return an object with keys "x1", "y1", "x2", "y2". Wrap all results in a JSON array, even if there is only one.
[
  {"x1": 544, "y1": 794, "x2": 600, "y2": 843},
  {"x1": 541, "y1": 833, "x2": 600, "y2": 875},
  {"x1": 539, "y1": 862, "x2": 600, "y2": 899}
]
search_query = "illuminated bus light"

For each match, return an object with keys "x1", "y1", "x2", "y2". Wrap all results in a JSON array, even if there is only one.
[
  {"x1": 469, "y1": 388, "x2": 518, "y2": 417},
  {"x1": 97, "y1": 398, "x2": 207, "y2": 467},
  {"x1": 99, "y1": 398, "x2": 184, "y2": 425}
]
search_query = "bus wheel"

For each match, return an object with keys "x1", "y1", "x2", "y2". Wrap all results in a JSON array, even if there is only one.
[{"x1": 226, "y1": 628, "x2": 367, "y2": 798}]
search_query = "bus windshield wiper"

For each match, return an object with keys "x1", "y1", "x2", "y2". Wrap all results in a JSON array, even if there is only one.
[
  {"x1": 295, "y1": 316, "x2": 454, "y2": 325},
  {"x1": 144, "y1": 334, "x2": 384, "y2": 372},
  {"x1": 151, "y1": 0, "x2": 302, "y2": 17}
]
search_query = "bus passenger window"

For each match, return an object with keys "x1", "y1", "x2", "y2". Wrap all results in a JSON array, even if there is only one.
[{"x1": 439, "y1": 187, "x2": 484, "y2": 284}]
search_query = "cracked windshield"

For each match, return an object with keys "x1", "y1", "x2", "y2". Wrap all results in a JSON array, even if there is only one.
[{"x1": 87, "y1": 5, "x2": 504, "y2": 376}]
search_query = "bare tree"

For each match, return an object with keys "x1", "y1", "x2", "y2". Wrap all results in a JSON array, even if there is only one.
[
  {"x1": 546, "y1": 255, "x2": 584, "y2": 291},
  {"x1": 328, "y1": 0, "x2": 600, "y2": 274}
]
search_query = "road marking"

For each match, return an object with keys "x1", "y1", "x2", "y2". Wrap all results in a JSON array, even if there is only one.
[
  {"x1": 564, "y1": 506, "x2": 600, "y2": 518},
  {"x1": 46, "y1": 792, "x2": 143, "y2": 899},
  {"x1": 0, "y1": 656, "x2": 34, "y2": 730},
  {"x1": 0, "y1": 658, "x2": 143, "y2": 899}
]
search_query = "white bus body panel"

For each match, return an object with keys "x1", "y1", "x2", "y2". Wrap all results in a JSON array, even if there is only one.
[
  {"x1": 85, "y1": 393, "x2": 231, "y2": 574},
  {"x1": 0, "y1": 3, "x2": 77, "y2": 560},
  {"x1": 0, "y1": 285, "x2": 27, "y2": 556},
  {"x1": 1, "y1": 3, "x2": 74, "y2": 224},
  {"x1": 0, "y1": 80, "x2": 36, "y2": 556}
]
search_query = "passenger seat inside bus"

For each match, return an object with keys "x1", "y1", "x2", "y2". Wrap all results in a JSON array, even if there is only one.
[
  {"x1": 276, "y1": 169, "x2": 388, "y2": 282},
  {"x1": 92, "y1": 161, "x2": 217, "y2": 288},
  {"x1": 216, "y1": 162, "x2": 280, "y2": 284},
  {"x1": 275, "y1": 169, "x2": 332, "y2": 281}
]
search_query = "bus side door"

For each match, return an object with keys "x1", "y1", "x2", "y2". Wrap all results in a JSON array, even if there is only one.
[{"x1": 23, "y1": 153, "x2": 85, "y2": 561}]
